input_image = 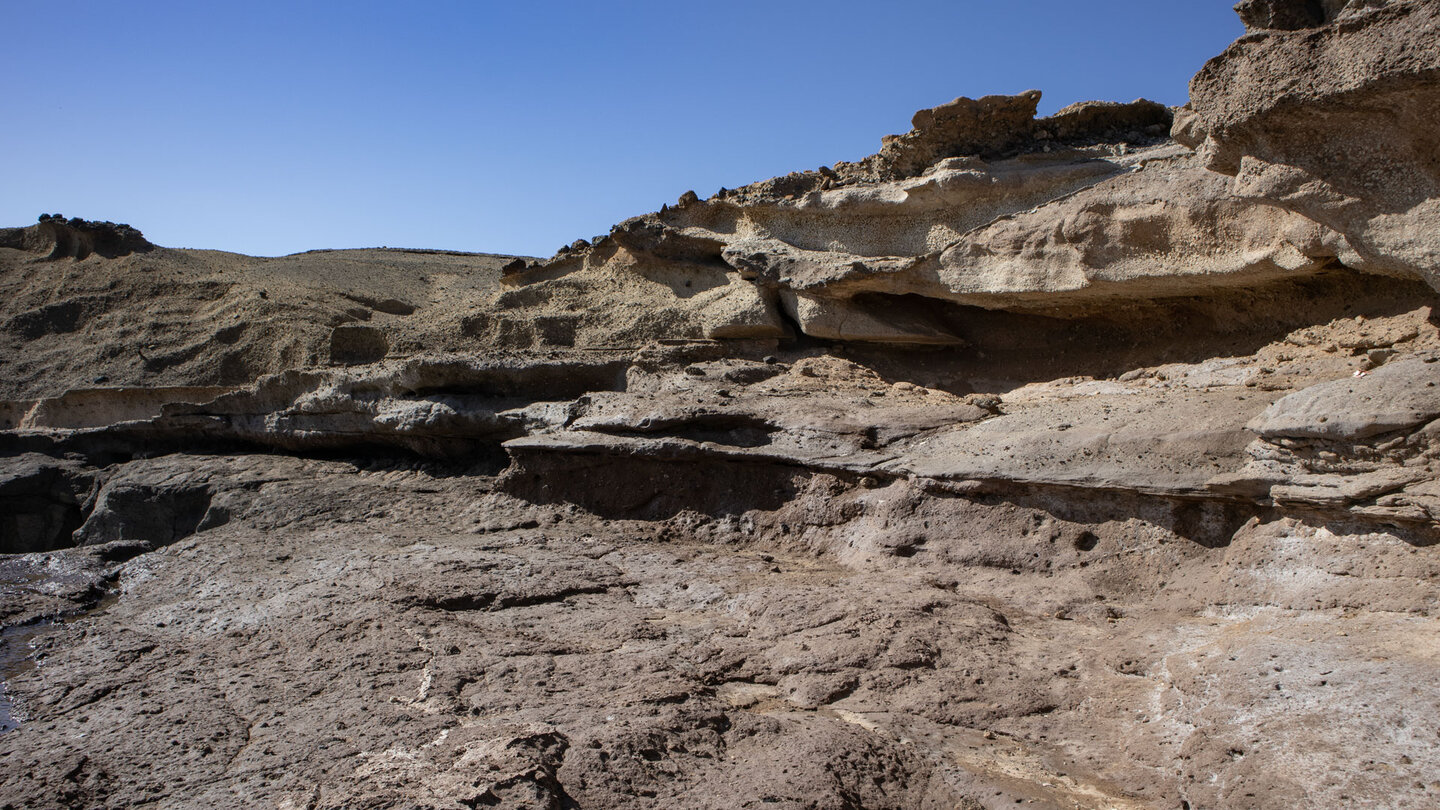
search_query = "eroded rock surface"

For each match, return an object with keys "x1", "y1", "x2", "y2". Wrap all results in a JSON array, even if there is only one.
[
  {"x1": 492, "y1": 90, "x2": 1359, "y2": 347},
  {"x1": 1180, "y1": 0, "x2": 1440, "y2": 286},
  {"x1": 0, "y1": 237, "x2": 531, "y2": 402},
  {"x1": 2, "y1": 447, "x2": 1437, "y2": 809},
  {"x1": 0, "y1": 216, "x2": 153, "y2": 261},
  {"x1": 4, "y1": 2, "x2": 1440, "y2": 807}
]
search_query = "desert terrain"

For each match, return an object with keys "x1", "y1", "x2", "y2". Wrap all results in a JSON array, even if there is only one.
[{"x1": 3, "y1": 2, "x2": 1440, "y2": 808}]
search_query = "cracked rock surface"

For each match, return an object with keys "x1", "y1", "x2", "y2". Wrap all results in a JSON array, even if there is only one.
[{"x1": 4, "y1": 2, "x2": 1440, "y2": 807}]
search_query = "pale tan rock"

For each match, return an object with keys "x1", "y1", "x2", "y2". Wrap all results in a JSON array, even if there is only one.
[
  {"x1": 1248, "y1": 357, "x2": 1440, "y2": 439},
  {"x1": 493, "y1": 91, "x2": 1364, "y2": 344},
  {"x1": 692, "y1": 278, "x2": 785, "y2": 339},
  {"x1": 1181, "y1": 0, "x2": 1440, "y2": 287},
  {"x1": 7, "y1": 10, "x2": 1440, "y2": 806}
]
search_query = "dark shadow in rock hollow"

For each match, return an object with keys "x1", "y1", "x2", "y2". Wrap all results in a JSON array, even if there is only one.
[{"x1": 502, "y1": 453, "x2": 806, "y2": 520}]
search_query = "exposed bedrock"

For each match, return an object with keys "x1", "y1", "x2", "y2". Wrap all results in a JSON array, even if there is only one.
[
  {"x1": 3, "y1": 2, "x2": 1440, "y2": 806},
  {"x1": 12, "y1": 282, "x2": 1440, "y2": 535},
  {"x1": 495, "y1": 96, "x2": 1369, "y2": 347},
  {"x1": 0, "y1": 455, "x2": 96, "y2": 554},
  {"x1": 495, "y1": 1, "x2": 1440, "y2": 348},
  {"x1": 1179, "y1": 0, "x2": 1440, "y2": 287},
  {"x1": 0, "y1": 217, "x2": 153, "y2": 261},
  {"x1": 1211, "y1": 356, "x2": 1440, "y2": 521},
  {"x1": 2, "y1": 442, "x2": 1435, "y2": 807}
]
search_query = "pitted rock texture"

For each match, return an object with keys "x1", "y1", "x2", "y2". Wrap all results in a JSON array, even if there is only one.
[
  {"x1": 2, "y1": 454, "x2": 1437, "y2": 809},
  {"x1": 493, "y1": 97, "x2": 1362, "y2": 347},
  {"x1": 5, "y1": 1, "x2": 1440, "y2": 807},
  {"x1": 1179, "y1": 0, "x2": 1440, "y2": 286}
]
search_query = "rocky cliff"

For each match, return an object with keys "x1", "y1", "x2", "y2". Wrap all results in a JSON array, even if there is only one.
[{"x1": 2, "y1": 2, "x2": 1439, "y2": 809}]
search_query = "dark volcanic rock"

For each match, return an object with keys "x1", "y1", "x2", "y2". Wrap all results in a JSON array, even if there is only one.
[{"x1": 0, "y1": 455, "x2": 94, "y2": 554}]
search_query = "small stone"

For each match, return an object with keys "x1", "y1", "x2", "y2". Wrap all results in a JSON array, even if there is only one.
[{"x1": 968, "y1": 394, "x2": 1002, "y2": 412}]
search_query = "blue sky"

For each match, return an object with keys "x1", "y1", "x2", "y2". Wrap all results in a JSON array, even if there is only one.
[{"x1": 2, "y1": 2, "x2": 1243, "y2": 257}]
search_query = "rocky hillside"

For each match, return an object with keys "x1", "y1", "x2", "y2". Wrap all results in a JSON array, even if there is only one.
[{"x1": 2, "y1": 2, "x2": 1439, "y2": 808}]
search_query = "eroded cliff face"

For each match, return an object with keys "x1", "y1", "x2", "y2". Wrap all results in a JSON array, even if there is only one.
[
  {"x1": 1179, "y1": 0, "x2": 1440, "y2": 286},
  {"x1": 491, "y1": 94, "x2": 1359, "y2": 347},
  {"x1": 3, "y1": 3, "x2": 1440, "y2": 809}
]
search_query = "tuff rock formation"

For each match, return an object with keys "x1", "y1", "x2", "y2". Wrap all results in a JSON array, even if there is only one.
[
  {"x1": 1178, "y1": 0, "x2": 1440, "y2": 287},
  {"x1": 3, "y1": 2, "x2": 1440, "y2": 809},
  {"x1": 0, "y1": 216, "x2": 153, "y2": 261},
  {"x1": 495, "y1": 93, "x2": 1357, "y2": 346}
]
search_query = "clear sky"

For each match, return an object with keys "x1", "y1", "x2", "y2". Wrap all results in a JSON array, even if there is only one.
[{"x1": 2, "y1": 1, "x2": 1244, "y2": 258}]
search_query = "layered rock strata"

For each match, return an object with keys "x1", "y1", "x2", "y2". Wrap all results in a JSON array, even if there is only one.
[
  {"x1": 493, "y1": 92, "x2": 1356, "y2": 347},
  {"x1": 1178, "y1": 0, "x2": 1440, "y2": 286},
  {"x1": 3, "y1": 2, "x2": 1440, "y2": 808}
]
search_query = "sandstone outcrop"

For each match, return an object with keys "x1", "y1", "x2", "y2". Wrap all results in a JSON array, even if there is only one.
[
  {"x1": 3, "y1": 2, "x2": 1440, "y2": 807},
  {"x1": 1178, "y1": 0, "x2": 1440, "y2": 287},
  {"x1": 0, "y1": 216, "x2": 153, "y2": 261},
  {"x1": 493, "y1": 90, "x2": 1365, "y2": 347}
]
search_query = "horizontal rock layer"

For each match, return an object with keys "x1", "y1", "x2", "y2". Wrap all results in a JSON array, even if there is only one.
[
  {"x1": 1179, "y1": 0, "x2": 1440, "y2": 287},
  {"x1": 4, "y1": 2, "x2": 1440, "y2": 807}
]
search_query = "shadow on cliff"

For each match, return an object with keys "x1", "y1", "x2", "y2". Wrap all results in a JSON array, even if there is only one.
[{"x1": 833, "y1": 269, "x2": 1439, "y2": 394}]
